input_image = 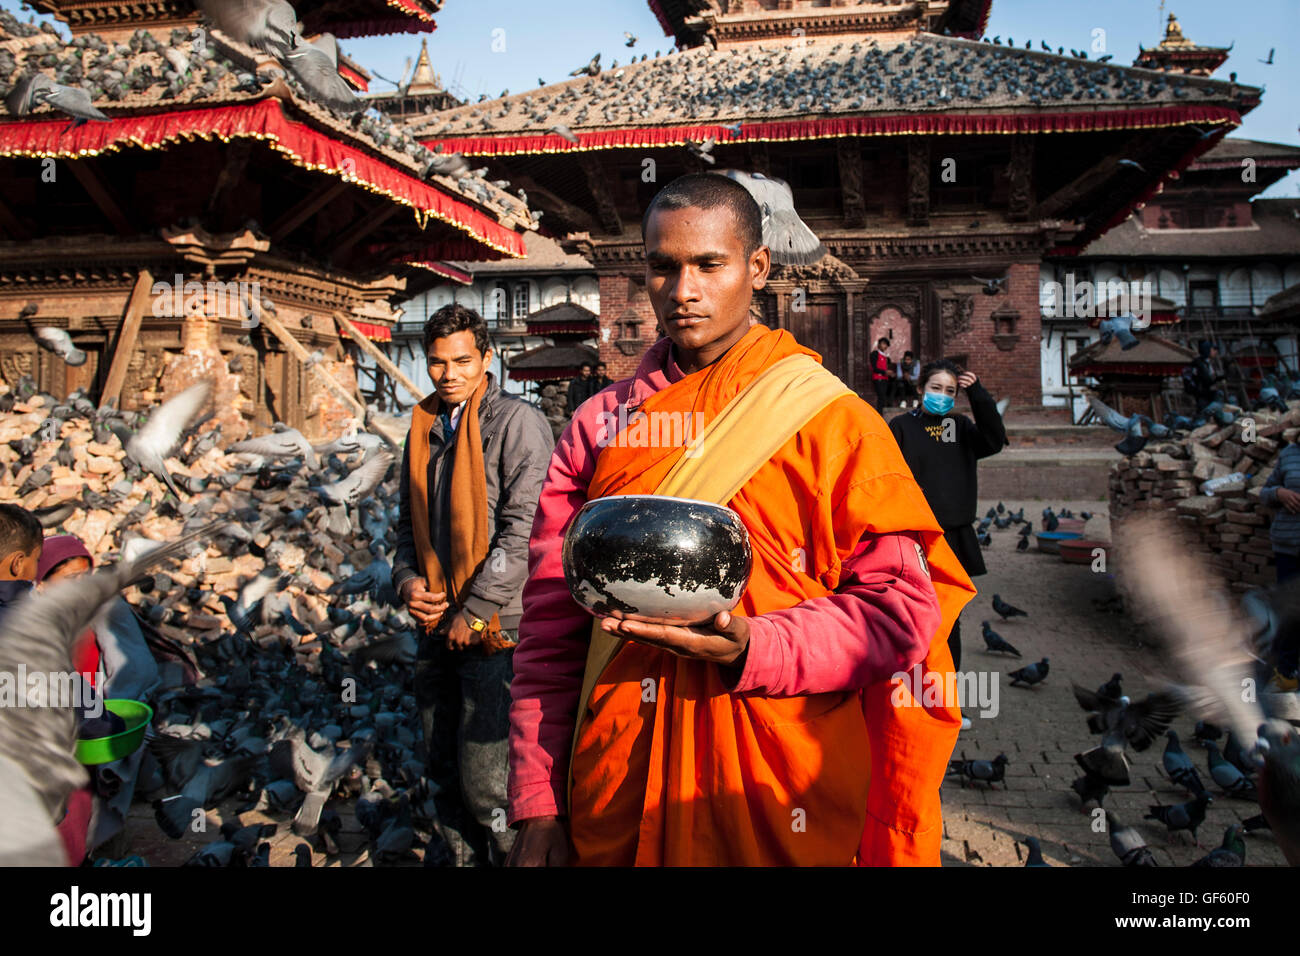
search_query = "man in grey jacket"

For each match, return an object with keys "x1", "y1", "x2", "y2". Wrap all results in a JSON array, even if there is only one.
[{"x1": 393, "y1": 303, "x2": 553, "y2": 866}]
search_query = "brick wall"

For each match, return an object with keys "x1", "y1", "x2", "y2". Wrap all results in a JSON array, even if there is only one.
[
  {"x1": 597, "y1": 272, "x2": 656, "y2": 380},
  {"x1": 943, "y1": 261, "x2": 1042, "y2": 406}
]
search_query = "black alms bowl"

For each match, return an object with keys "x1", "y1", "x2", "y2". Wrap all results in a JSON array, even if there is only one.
[{"x1": 562, "y1": 494, "x2": 753, "y2": 626}]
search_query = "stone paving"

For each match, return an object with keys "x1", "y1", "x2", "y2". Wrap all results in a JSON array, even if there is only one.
[
  {"x1": 938, "y1": 498, "x2": 1288, "y2": 868},
  {"x1": 113, "y1": 494, "x2": 1287, "y2": 868}
]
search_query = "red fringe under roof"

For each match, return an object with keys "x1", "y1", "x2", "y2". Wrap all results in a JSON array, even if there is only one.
[
  {"x1": 350, "y1": 320, "x2": 393, "y2": 341},
  {"x1": 422, "y1": 105, "x2": 1242, "y2": 157},
  {"x1": 0, "y1": 98, "x2": 525, "y2": 260}
]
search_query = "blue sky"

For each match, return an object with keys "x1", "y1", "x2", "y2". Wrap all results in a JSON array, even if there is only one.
[{"x1": 3, "y1": 0, "x2": 1296, "y2": 195}]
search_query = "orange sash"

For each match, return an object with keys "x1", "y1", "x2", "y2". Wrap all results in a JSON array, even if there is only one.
[{"x1": 568, "y1": 325, "x2": 974, "y2": 866}]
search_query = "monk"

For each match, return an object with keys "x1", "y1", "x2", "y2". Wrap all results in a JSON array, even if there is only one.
[{"x1": 505, "y1": 173, "x2": 975, "y2": 866}]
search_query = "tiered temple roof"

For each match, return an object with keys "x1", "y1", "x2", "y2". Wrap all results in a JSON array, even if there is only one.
[
  {"x1": 1134, "y1": 13, "x2": 1231, "y2": 77},
  {"x1": 29, "y1": 0, "x2": 440, "y2": 40}
]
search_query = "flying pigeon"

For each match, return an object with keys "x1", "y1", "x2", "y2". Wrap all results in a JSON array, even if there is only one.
[
  {"x1": 108, "y1": 381, "x2": 211, "y2": 499},
  {"x1": 193, "y1": 0, "x2": 299, "y2": 59},
  {"x1": 5, "y1": 74, "x2": 108, "y2": 126},
  {"x1": 1116, "y1": 514, "x2": 1300, "y2": 863},
  {"x1": 284, "y1": 33, "x2": 360, "y2": 113},
  {"x1": 33, "y1": 328, "x2": 87, "y2": 366},
  {"x1": 720, "y1": 169, "x2": 826, "y2": 266}
]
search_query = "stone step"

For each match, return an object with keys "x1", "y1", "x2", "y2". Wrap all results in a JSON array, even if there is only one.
[{"x1": 976, "y1": 447, "x2": 1115, "y2": 501}]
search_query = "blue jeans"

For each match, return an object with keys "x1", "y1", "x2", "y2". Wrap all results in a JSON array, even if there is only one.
[{"x1": 414, "y1": 630, "x2": 517, "y2": 866}]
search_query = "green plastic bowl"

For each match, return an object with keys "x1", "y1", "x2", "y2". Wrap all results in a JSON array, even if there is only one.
[{"x1": 75, "y1": 699, "x2": 153, "y2": 766}]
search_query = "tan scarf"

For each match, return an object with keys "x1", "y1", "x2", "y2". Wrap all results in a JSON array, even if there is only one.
[{"x1": 407, "y1": 374, "x2": 513, "y2": 653}]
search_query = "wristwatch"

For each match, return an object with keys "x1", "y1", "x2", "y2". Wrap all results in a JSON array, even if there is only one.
[{"x1": 461, "y1": 607, "x2": 488, "y2": 633}]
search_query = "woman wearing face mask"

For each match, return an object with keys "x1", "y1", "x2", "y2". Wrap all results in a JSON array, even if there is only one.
[{"x1": 888, "y1": 360, "x2": 1007, "y2": 704}]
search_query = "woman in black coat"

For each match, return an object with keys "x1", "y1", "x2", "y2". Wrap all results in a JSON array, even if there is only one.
[{"x1": 888, "y1": 359, "x2": 1007, "y2": 686}]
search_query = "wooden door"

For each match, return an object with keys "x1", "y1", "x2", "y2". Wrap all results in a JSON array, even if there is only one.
[{"x1": 788, "y1": 301, "x2": 845, "y2": 381}]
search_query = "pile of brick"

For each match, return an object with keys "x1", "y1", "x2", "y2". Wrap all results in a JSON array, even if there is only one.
[
  {"x1": 1108, "y1": 401, "x2": 1300, "y2": 590},
  {"x1": 0, "y1": 390, "x2": 402, "y2": 639}
]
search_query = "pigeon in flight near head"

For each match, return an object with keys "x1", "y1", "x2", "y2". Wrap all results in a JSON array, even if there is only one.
[{"x1": 720, "y1": 169, "x2": 827, "y2": 266}]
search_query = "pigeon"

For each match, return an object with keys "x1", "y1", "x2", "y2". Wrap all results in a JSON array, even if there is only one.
[
  {"x1": 1015, "y1": 536, "x2": 1029, "y2": 552},
  {"x1": 1107, "y1": 812, "x2": 1157, "y2": 866},
  {"x1": 294, "y1": 843, "x2": 313, "y2": 867},
  {"x1": 686, "y1": 136, "x2": 716, "y2": 164},
  {"x1": 1222, "y1": 731, "x2": 1260, "y2": 779},
  {"x1": 269, "y1": 728, "x2": 367, "y2": 835},
  {"x1": 979, "y1": 621, "x2": 1021, "y2": 657},
  {"x1": 229, "y1": 422, "x2": 319, "y2": 470},
  {"x1": 284, "y1": 32, "x2": 360, "y2": 113},
  {"x1": 183, "y1": 840, "x2": 235, "y2": 867},
  {"x1": 548, "y1": 123, "x2": 579, "y2": 144},
  {"x1": 1191, "y1": 825, "x2": 1245, "y2": 867},
  {"x1": 946, "y1": 753, "x2": 1008, "y2": 788},
  {"x1": 1144, "y1": 791, "x2": 1212, "y2": 846},
  {"x1": 5, "y1": 74, "x2": 109, "y2": 126},
  {"x1": 424, "y1": 151, "x2": 471, "y2": 179},
  {"x1": 1007, "y1": 657, "x2": 1049, "y2": 687},
  {"x1": 1206, "y1": 741, "x2": 1256, "y2": 798},
  {"x1": 1073, "y1": 685, "x2": 1180, "y2": 748},
  {"x1": 991, "y1": 594, "x2": 1027, "y2": 620},
  {"x1": 17, "y1": 465, "x2": 53, "y2": 497},
  {"x1": 1022, "y1": 836, "x2": 1050, "y2": 867},
  {"x1": 314, "y1": 451, "x2": 394, "y2": 507},
  {"x1": 970, "y1": 274, "x2": 1008, "y2": 295},
  {"x1": 1192, "y1": 720, "x2": 1223, "y2": 746},
  {"x1": 1071, "y1": 770, "x2": 1110, "y2": 809},
  {"x1": 1097, "y1": 314, "x2": 1142, "y2": 351},
  {"x1": 33, "y1": 328, "x2": 87, "y2": 366},
  {"x1": 373, "y1": 793, "x2": 416, "y2": 862},
  {"x1": 218, "y1": 566, "x2": 284, "y2": 634},
  {"x1": 623, "y1": 31, "x2": 637, "y2": 47},
  {"x1": 108, "y1": 381, "x2": 211, "y2": 499},
  {"x1": 1096, "y1": 673, "x2": 1123, "y2": 701},
  {"x1": 569, "y1": 53, "x2": 601, "y2": 77},
  {"x1": 193, "y1": 0, "x2": 298, "y2": 59},
  {"x1": 719, "y1": 170, "x2": 826, "y2": 266},
  {"x1": 312, "y1": 431, "x2": 384, "y2": 458}
]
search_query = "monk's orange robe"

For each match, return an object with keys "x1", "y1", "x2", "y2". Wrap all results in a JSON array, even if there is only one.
[{"x1": 568, "y1": 325, "x2": 974, "y2": 865}]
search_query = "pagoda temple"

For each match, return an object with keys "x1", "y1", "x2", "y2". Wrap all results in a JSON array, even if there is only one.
[
  {"x1": 1134, "y1": 12, "x2": 1231, "y2": 76},
  {"x1": 0, "y1": 0, "x2": 529, "y2": 441},
  {"x1": 408, "y1": 0, "x2": 1257, "y2": 406},
  {"x1": 366, "y1": 38, "x2": 460, "y2": 120}
]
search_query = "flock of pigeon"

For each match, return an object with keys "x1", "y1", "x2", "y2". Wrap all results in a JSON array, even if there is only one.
[
  {"x1": 943, "y1": 501, "x2": 1300, "y2": 867},
  {"x1": 0, "y1": 7, "x2": 532, "y2": 229},
  {"x1": 1089, "y1": 383, "x2": 1300, "y2": 458},
  {"x1": 416, "y1": 30, "x2": 1235, "y2": 147},
  {"x1": 0, "y1": 369, "x2": 460, "y2": 866}
]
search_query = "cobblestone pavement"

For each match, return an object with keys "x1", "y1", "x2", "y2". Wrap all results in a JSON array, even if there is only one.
[
  {"x1": 115, "y1": 497, "x2": 1287, "y2": 868},
  {"x1": 939, "y1": 498, "x2": 1288, "y2": 868}
]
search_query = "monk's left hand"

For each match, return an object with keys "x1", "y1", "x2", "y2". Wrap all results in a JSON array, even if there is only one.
[{"x1": 598, "y1": 610, "x2": 750, "y2": 666}]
